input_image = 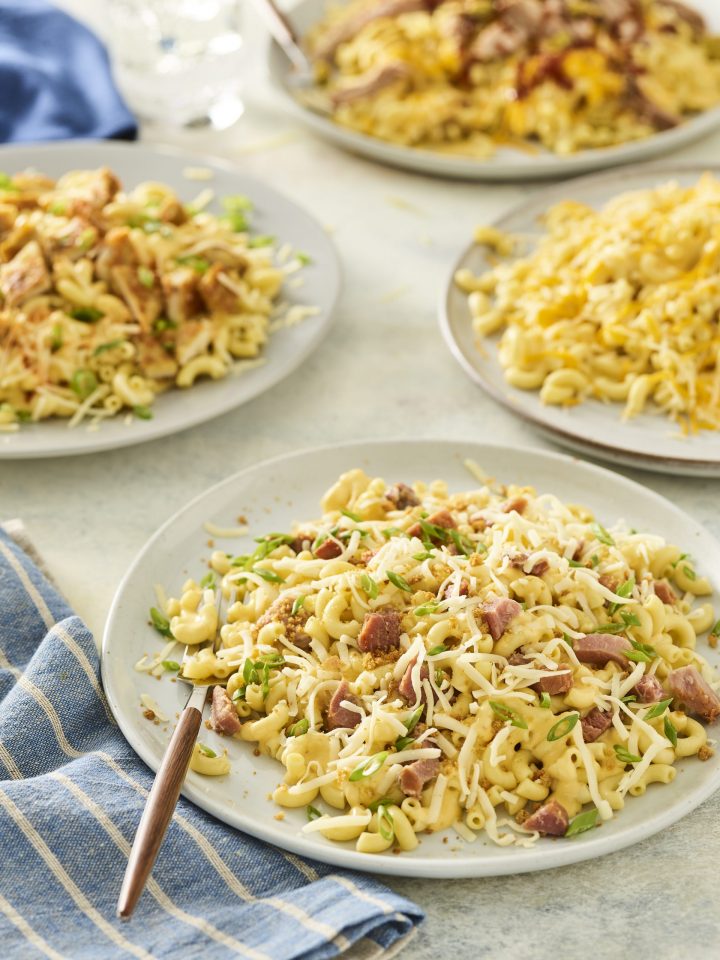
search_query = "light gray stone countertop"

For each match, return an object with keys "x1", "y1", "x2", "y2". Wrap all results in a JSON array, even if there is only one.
[{"x1": 3, "y1": 7, "x2": 720, "y2": 956}]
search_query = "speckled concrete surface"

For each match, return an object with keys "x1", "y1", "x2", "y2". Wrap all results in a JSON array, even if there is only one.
[{"x1": 4, "y1": 7, "x2": 720, "y2": 957}]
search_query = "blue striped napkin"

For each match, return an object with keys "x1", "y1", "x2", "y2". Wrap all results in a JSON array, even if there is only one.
[{"x1": 0, "y1": 526, "x2": 423, "y2": 960}]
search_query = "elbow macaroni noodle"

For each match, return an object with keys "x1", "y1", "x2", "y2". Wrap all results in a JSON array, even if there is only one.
[{"x1": 150, "y1": 467, "x2": 719, "y2": 854}]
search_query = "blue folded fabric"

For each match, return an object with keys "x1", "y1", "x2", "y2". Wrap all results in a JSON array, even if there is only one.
[
  {"x1": 0, "y1": 527, "x2": 423, "y2": 960},
  {"x1": 0, "y1": 0, "x2": 136, "y2": 143}
]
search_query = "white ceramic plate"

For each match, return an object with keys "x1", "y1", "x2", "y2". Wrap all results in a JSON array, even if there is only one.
[
  {"x1": 0, "y1": 141, "x2": 340, "y2": 459},
  {"x1": 440, "y1": 161, "x2": 720, "y2": 476},
  {"x1": 265, "y1": 0, "x2": 720, "y2": 182},
  {"x1": 102, "y1": 439, "x2": 720, "y2": 878}
]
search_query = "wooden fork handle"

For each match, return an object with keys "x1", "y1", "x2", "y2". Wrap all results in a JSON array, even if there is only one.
[{"x1": 117, "y1": 704, "x2": 203, "y2": 919}]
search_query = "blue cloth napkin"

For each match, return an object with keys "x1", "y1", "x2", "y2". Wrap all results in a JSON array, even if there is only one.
[
  {"x1": 0, "y1": 526, "x2": 423, "y2": 960},
  {"x1": 0, "y1": 0, "x2": 136, "y2": 143}
]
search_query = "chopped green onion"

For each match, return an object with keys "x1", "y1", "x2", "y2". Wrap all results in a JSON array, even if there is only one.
[
  {"x1": 672, "y1": 553, "x2": 689, "y2": 568},
  {"x1": 565, "y1": 808, "x2": 599, "y2": 837},
  {"x1": 608, "y1": 577, "x2": 635, "y2": 615},
  {"x1": 137, "y1": 266, "x2": 154, "y2": 288},
  {"x1": 200, "y1": 571, "x2": 216, "y2": 589},
  {"x1": 0, "y1": 173, "x2": 17, "y2": 190},
  {"x1": 710, "y1": 619, "x2": 720, "y2": 637},
  {"x1": 620, "y1": 611, "x2": 641, "y2": 628},
  {"x1": 161, "y1": 660, "x2": 181, "y2": 672},
  {"x1": 387, "y1": 571, "x2": 412, "y2": 593},
  {"x1": 15, "y1": 409, "x2": 32, "y2": 422},
  {"x1": 296, "y1": 251, "x2": 312, "y2": 265},
  {"x1": 248, "y1": 234, "x2": 274, "y2": 248},
  {"x1": 368, "y1": 796, "x2": 395, "y2": 812},
  {"x1": 361, "y1": 573, "x2": 379, "y2": 599},
  {"x1": 413, "y1": 551, "x2": 435, "y2": 561},
  {"x1": 621, "y1": 695, "x2": 637, "y2": 704},
  {"x1": 404, "y1": 705, "x2": 424, "y2": 732},
  {"x1": 592, "y1": 523, "x2": 615, "y2": 546},
  {"x1": 449, "y1": 529, "x2": 474, "y2": 556},
  {"x1": 176, "y1": 255, "x2": 210, "y2": 274},
  {"x1": 49, "y1": 200, "x2": 67, "y2": 215},
  {"x1": 290, "y1": 718, "x2": 309, "y2": 737},
  {"x1": 306, "y1": 804, "x2": 322, "y2": 821},
  {"x1": 664, "y1": 715, "x2": 678, "y2": 746},
  {"x1": 133, "y1": 405, "x2": 153, "y2": 420},
  {"x1": 547, "y1": 713, "x2": 580, "y2": 741},
  {"x1": 591, "y1": 554, "x2": 600, "y2": 568},
  {"x1": 79, "y1": 228, "x2": 96, "y2": 250},
  {"x1": 625, "y1": 638, "x2": 656, "y2": 663},
  {"x1": 150, "y1": 606, "x2": 173, "y2": 638},
  {"x1": 341, "y1": 508, "x2": 363, "y2": 522},
  {"x1": 418, "y1": 519, "x2": 450, "y2": 543},
  {"x1": 231, "y1": 687, "x2": 246, "y2": 702},
  {"x1": 93, "y1": 339, "x2": 124, "y2": 356},
  {"x1": 253, "y1": 568, "x2": 284, "y2": 583},
  {"x1": 644, "y1": 697, "x2": 673, "y2": 720},
  {"x1": 69, "y1": 306, "x2": 103, "y2": 323},
  {"x1": 394, "y1": 735, "x2": 415, "y2": 751},
  {"x1": 153, "y1": 316, "x2": 178, "y2": 332},
  {"x1": 377, "y1": 804, "x2": 394, "y2": 842},
  {"x1": 50, "y1": 323, "x2": 63, "y2": 352},
  {"x1": 427, "y1": 644, "x2": 448, "y2": 657},
  {"x1": 539, "y1": 692, "x2": 551, "y2": 708},
  {"x1": 349, "y1": 751, "x2": 388, "y2": 781},
  {"x1": 489, "y1": 701, "x2": 528, "y2": 729},
  {"x1": 381, "y1": 527, "x2": 404, "y2": 539},
  {"x1": 243, "y1": 660, "x2": 259, "y2": 685},
  {"x1": 682, "y1": 565, "x2": 697, "y2": 581},
  {"x1": 568, "y1": 559, "x2": 584, "y2": 568},
  {"x1": 614, "y1": 744, "x2": 642, "y2": 764},
  {"x1": 70, "y1": 369, "x2": 98, "y2": 400},
  {"x1": 197, "y1": 743, "x2": 216, "y2": 758},
  {"x1": 291, "y1": 595, "x2": 306, "y2": 616},
  {"x1": 593, "y1": 622, "x2": 627, "y2": 635},
  {"x1": 414, "y1": 602, "x2": 439, "y2": 616}
]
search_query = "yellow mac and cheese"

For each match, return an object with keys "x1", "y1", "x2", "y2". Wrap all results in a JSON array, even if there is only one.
[
  {"x1": 0, "y1": 166, "x2": 309, "y2": 430},
  {"x1": 303, "y1": 0, "x2": 720, "y2": 159},
  {"x1": 457, "y1": 173, "x2": 720, "y2": 434},
  {"x1": 150, "y1": 466, "x2": 720, "y2": 854}
]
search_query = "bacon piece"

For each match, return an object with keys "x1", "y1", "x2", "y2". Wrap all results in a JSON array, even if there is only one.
[
  {"x1": 210, "y1": 685, "x2": 241, "y2": 736},
  {"x1": 256, "y1": 595, "x2": 311, "y2": 649},
  {"x1": 399, "y1": 756, "x2": 440, "y2": 798},
  {"x1": 573, "y1": 633, "x2": 632, "y2": 668},
  {"x1": 523, "y1": 799, "x2": 569, "y2": 836},
  {"x1": 331, "y1": 63, "x2": 411, "y2": 106},
  {"x1": 535, "y1": 669, "x2": 573, "y2": 696},
  {"x1": 509, "y1": 553, "x2": 549, "y2": 577},
  {"x1": 668, "y1": 666, "x2": 720, "y2": 722},
  {"x1": 161, "y1": 266, "x2": 202, "y2": 323},
  {"x1": 358, "y1": 609, "x2": 402, "y2": 653},
  {"x1": 581, "y1": 707, "x2": 612, "y2": 743},
  {"x1": 653, "y1": 580, "x2": 676, "y2": 605},
  {"x1": 314, "y1": 0, "x2": 428, "y2": 60},
  {"x1": 634, "y1": 674, "x2": 664, "y2": 704},
  {"x1": 0, "y1": 240, "x2": 50, "y2": 306},
  {"x1": 398, "y1": 657, "x2": 430, "y2": 702},
  {"x1": 482, "y1": 597, "x2": 522, "y2": 641},
  {"x1": 385, "y1": 482, "x2": 420, "y2": 509},
  {"x1": 326, "y1": 680, "x2": 362, "y2": 730},
  {"x1": 407, "y1": 509, "x2": 457, "y2": 541},
  {"x1": 314, "y1": 537, "x2": 343, "y2": 560}
]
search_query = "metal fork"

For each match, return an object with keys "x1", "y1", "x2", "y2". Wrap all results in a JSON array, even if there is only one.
[{"x1": 117, "y1": 638, "x2": 225, "y2": 919}]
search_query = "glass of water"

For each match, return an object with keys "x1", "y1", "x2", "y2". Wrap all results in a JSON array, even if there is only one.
[{"x1": 107, "y1": 0, "x2": 245, "y2": 129}]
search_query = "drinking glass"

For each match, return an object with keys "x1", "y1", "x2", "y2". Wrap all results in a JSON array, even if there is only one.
[{"x1": 107, "y1": 0, "x2": 245, "y2": 129}]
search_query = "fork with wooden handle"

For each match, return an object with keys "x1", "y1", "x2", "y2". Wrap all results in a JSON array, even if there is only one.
[{"x1": 117, "y1": 650, "x2": 218, "y2": 919}]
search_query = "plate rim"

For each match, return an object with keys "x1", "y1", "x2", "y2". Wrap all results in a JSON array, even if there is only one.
[
  {"x1": 439, "y1": 159, "x2": 720, "y2": 472},
  {"x1": 0, "y1": 139, "x2": 342, "y2": 459},
  {"x1": 262, "y1": 0, "x2": 720, "y2": 182},
  {"x1": 102, "y1": 437, "x2": 720, "y2": 878}
]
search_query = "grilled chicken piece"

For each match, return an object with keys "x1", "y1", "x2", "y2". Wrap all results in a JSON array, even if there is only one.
[
  {"x1": 52, "y1": 166, "x2": 121, "y2": 219},
  {"x1": 35, "y1": 216, "x2": 97, "y2": 261},
  {"x1": 161, "y1": 266, "x2": 202, "y2": 323},
  {"x1": 110, "y1": 264, "x2": 163, "y2": 331},
  {"x1": 0, "y1": 240, "x2": 51, "y2": 306},
  {"x1": 176, "y1": 319, "x2": 212, "y2": 366},
  {"x1": 136, "y1": 334, "x2": 178, "y2": 379},
  {"x1": 95, "y1": 227, "x2": 139, "y2": 281},
  {"x1": 198, "y1": 263, "x2": 240, "y2": 313}
]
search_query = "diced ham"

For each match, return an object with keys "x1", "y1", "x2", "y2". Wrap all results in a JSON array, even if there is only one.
[
  {"x1": 110, "y1": 264, "x2": 163, "y2": 331},
  {"x1": 176, "y1": 319, "x2": 212, "y2": 366},
  {"x1": 580, "y1": 707, "x2": 612, "y2": 743},
  {"x1": 399, "y1": 756, "x2": 440, "y2": 798},
  {"x1": 442, "y1": 579, "x2": 469, "y2": 600},
  {"x1": 535, "y1": 669, "x2": 573, "y2": 696},
  {"x1": 634, "y1": 674, "x2": 664, "y2": 704},
  {"x1": 509, "y1": 553, "x2": 549, "y2": 577},
  {"x1": 502, "y1": 496, "x2": 527, "y2": 514},
  {"x1": 210, "y1": 685, "x2": 241, "y2": 736},
  {"x1": 599, "y1": 574, "x2": 619, "y2": 593},
  {"x1": 668, "y1": 666, "x2": 720, "y2": 722},
  {"x1": 523, "y1": 799, "x2": 569, "y2": 836},
  {"x1": 290, "y1": 532, "x2": 314, "y2": 553},
  {"x1": 398, "y1": 657, "x2": 429, "y2": 702},
  {"x1": 574, "y1": 633, "x2": 632, "y2": 668},
  {"x1": 161, "y1": 266, "x2": 202, "y2": 323},
  {"x1": 407, "y1": 508, "x2": 457, "y2": 541},
  {"x1": 653, "y1": 580, "x2": 676, "y2": 605},
  {"x1": 482, "y1": 597, "x2": 522, "y2": 641},
  {"x1": 256, "y1": 595, "x2": 311, "y2": 649},
  {"x1": 326, "y1": 680, "x2": 362, "y2": 729},
  {"x1": 136, "y1": 334, "x2": 178, "y2": 380},
  {"x1": 314, "y1": 537, "x2": 343, "y2": 560},
  {"x1": 314, "y1": 0, "x2": 429, "y2": 60},
  {"x1": 331, "y1": 63, "x2": 411, "y2": 106},
  {"x1": 385, "y1": 482, "x2": 420, "y2": 509},
  {"x1": 507, "y1": 651, "x2": 528, "y2": 666},
  {"x1": 198, "y1": 263, "x2": 241, "y2": 314},
  {"x1": 0, "y1": 240, "x2": 51, "y2": 306},
  {"x1": 358, "y1": 609, "x2": 402, "y2": 653}
]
